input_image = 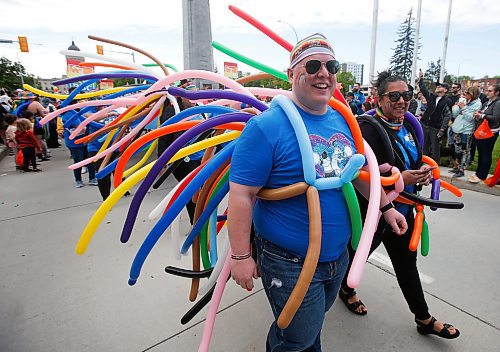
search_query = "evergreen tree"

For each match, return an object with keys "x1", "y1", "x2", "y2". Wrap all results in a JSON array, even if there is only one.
[
  {"x1": 389, "y1": 9, "x2": 421, "y2": 81},
  {"x1": 424, "y1": 59, "x2": 447, "y2": 82}
]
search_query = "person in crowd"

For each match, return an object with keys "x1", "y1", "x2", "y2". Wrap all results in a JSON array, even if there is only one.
[
  {"x1": 346, "y1": 91, "x2": 359, "y2": 115},
  {"x1": 24, "y1": 94, "x2": 50, "y2": 161},
  {"x1": 228, "y1": 34, "x2": 406, "y2": 351},
  {"x1": 361, "y1": 101, "x2": 372, "y2": 114},
  {"x1": 62, "y1": 110, "x2": 97, "y2": 188},
  {"x1": 366, "y1": 86, "x2": 378, "y2": 108},
  {"x1": 469, "y1": 84, "x2": 500, "y2": 183},
  {"x1": 414, "y1": 91, "x2": 423, "y2": 118},
  {"x1": 418, "y1": 70, "x2": 452, "y2": 164},
  {"x1": 476, "y1": 82, "x2": 489, "y2": 106},
  {"x1": 339, "y1": 70, "x2": 460, "y2": 340},
  {"x1": 4, "y1": 114, "x2": 21, "y2": 169},
  {"x1": 408, "y1": 85, "x2": 418, "y2": 116},
  {"x1": 448, "y1": 83, "x2": 462, "y2": 106},
  {"x1": 419, "y1": 95, "x2": 427, "y2": 119},
  {"x1": 45, "y1": 99, "x2": 61, "y2": 148},
  {"x1": 352, "y1": 82, "x2": 366, "y2": 115},
  {"x1": 15, "y1": 118, "x2": 42, "y2": 172},
  {"x1": 448, "y1": 87, "x2": 481, "y2": 177}
]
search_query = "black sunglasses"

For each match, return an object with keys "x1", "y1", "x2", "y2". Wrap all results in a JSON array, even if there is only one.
[
  {"x1": 301, "y1": 59, "x2": 340, "y2": 75},
  {"x1": 381, "y1": 90, "x2": 414, "y2": 102}
]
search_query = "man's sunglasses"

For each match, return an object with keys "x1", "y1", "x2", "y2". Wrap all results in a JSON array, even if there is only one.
[
  {"x1": 381, "y1": 90, "x2": 414, "y2": 102},
  {"x1": 301, "y1": 59, "x2": 340, "y2": 75}
]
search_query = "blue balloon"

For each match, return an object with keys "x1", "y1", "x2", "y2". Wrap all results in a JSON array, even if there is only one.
[
  {"x1": 128, "y1": 143, "x2": 235, "y2": 285},
  {"x1": 181, "y1": 180, "x2": 229, "y2": 254}
]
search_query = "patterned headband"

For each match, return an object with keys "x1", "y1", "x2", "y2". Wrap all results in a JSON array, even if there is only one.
[{"x1": 290, "y1": 33, "x2": 335, "y2": 68}]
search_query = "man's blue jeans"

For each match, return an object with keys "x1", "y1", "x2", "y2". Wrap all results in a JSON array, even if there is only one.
[{"x1": 255, "y1": 235, "x2": 348, "y2": 352}]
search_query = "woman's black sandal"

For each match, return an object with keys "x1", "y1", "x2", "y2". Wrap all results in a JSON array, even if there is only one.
[
  {"x1": 339, "y1": 289, "x2": 367, "y2": 316},
  {"x1": 415, "y1": 317, "x2": 460, "y2": 339}
]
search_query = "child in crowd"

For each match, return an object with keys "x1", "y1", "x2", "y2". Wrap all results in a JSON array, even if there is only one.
[
  {"x1": 4, "y1": 114, "x2": 22, "y2": 169},
  {"x1": 15, "y1": 118, "x2": 42, "y2": 172}
]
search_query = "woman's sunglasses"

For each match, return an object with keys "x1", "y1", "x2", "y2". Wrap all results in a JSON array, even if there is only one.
[
  {"x1": 381, "y1": 90, "x2": 414, "y2": 102},
  {"x1": 301, "y1": 59, "x2": 340, "y2": 75}
]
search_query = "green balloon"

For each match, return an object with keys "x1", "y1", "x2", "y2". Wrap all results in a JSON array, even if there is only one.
[
  {"x1": 199, "y1": 170, "x2": 230, "y2": 269},
  {"x1": 421, "y1": 214, "x2": 430, "y2": 256},
  {"x1": 342, "y1": 182, "x2": 362, "y2": 250},
  {"x1": 212, "y1": 41, "x2": 288, "y2": 81},
  {"x1": 142, "y1": 63, "x2": 179, "y2": 72}
]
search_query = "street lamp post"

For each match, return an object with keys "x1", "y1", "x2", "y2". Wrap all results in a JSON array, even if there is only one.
[
  {"x1": 278, "y1": 20, "x2": 298, "y2": 43},
  {"x1": 457, "y1": 59, "x2": 471, "y2": 83}
]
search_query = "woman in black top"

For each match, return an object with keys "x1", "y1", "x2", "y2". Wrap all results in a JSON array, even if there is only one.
[{"x1": 339, "y1": 70, "x2": 460, "y2": 339}]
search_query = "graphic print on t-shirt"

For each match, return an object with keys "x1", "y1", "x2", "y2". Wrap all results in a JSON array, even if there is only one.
[{"x1": 310, "y1": 133, "x2": 354, "y2": 177}]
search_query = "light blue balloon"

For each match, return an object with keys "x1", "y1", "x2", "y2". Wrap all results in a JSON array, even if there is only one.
[{"x1": 271, "y1": 95, "x2": 316, "y2": 185}]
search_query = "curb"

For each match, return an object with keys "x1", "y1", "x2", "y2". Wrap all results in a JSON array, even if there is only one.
[{"x1": 439, "y1": 166, "x2": 500, "y2": 197}]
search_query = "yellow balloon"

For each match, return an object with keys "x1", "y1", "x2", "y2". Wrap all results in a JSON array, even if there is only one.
[
  {"x1": 75, "y1": 130, "x2": 241, "y2": 254},
  {"x1": 23, "y1": 84, "x2": 130, "y2": 100}
]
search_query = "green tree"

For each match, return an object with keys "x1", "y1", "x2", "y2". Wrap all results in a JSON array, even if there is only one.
[
  {"x1": 389, "y1": 9, "x2": 421, "y2": 81},
  {"x1": 0, "y1": 56, "x2": 38, "y2": 91},
  {"x1": 336, "y1": 71, "x2": 356, "y2": 95},
  {"x1": 423, "y1": 59, "x2": 447, "y2": 83}
]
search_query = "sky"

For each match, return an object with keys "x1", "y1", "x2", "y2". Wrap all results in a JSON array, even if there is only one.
[{"x1": 1, "y1": 0, "x2": 498, "y2": 86}]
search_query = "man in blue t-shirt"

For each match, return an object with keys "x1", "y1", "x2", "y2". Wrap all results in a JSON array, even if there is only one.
[{"x1": 228, "y1": 33, "x2": 407, "y2": 351}]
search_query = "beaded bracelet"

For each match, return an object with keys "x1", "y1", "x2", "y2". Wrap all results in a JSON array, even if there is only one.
[{"x1": 231, "y1": 252, "x2": 252, "y2": 260}]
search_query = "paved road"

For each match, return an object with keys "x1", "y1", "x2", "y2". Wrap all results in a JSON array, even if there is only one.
[{"x1": 1, "y1": 146, "x2": 499, "y2": 352}]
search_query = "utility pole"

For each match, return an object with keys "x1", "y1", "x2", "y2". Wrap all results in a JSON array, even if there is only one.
[
  {"x1": 440, "y1": 0, "x2": 453, "y2": 82},
  {"x1": 410, "y1": 0, "x2": 422, "y2": 88},
  {"x1": 368, "y1": 0, "x2": 379, "y2": 86}
]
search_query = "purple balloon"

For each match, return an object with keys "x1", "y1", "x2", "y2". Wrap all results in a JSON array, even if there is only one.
[
  {"x1": 365, "y1": 109, "x2": 424, "y2": 148},
  {"x1": 168, "y1": 86, "x2": 269, "y2": 112},
  {"x1": 120, "y1": 112, "x2": 254, "y2": 243},
  {"x1": 53, "y1": 72, "x2": 158, "y2": 86},
  {"x1": 430, "y1": 178, "x2": 441, "y2": 211}
]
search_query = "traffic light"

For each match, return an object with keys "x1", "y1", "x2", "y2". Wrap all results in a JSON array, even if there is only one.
[
  {"x1": 96, "y1": 45, "x2": 104, "y2": 55},
  {"x1": 18, "y1": 36, "x2": 29, "y2": 53}
]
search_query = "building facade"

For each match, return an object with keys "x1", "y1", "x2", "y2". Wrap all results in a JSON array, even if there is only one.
[{"x1": 340, "y1": 62, "x2": 364, "y2": 85}]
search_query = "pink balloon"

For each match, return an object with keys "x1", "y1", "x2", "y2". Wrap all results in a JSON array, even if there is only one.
[
  {"x1": 39, "y1": 98, "x2": 136, "y2": 125},
  {"x1": 68, "y1": 95, "x2": 167, "y2": 170},
  {"x1": 347, "y1": 141, "x2": 381, "y2": 288},
  {"x1": 198, "y1": 252, "x2": 232, "y2": 352}
]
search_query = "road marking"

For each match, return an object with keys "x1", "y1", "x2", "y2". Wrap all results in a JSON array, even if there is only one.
[{"x1": 370, "y1": 251, "x2": 435, "y2": 284}]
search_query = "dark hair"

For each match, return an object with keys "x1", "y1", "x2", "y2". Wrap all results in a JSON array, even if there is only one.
[
  {"x1": 362, "y1": 101, "x2": 372, "y2": 111},
  {"x1": 355, "y1": 82, "x2": 361, "y2": 86},
  {"x1": 490, "y1": 84, "x2": 500, "y2": 96},
  {"x1": 452, "y1": 83, "x2": 461, "y2": 89},
  {"x1": 372, "y1": 70, "x2": 407, "y2": 96},
  {"x1": 5, "y1": 113, "x2": 17, "y2": 125},
  {"x1": 21, "y1": 110, "x2": 34, "y2": 120},
  {"x1": 346, "y1": 92, "x2": 355, "y2": 97}
]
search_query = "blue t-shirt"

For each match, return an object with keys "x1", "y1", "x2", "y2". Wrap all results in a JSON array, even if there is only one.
[
  {"x1": 394, "y1": 125, "x2": 418, "y2": 215},
  {"x1": 230, "y1": 103, "x2": 356, "y2": 262}
]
